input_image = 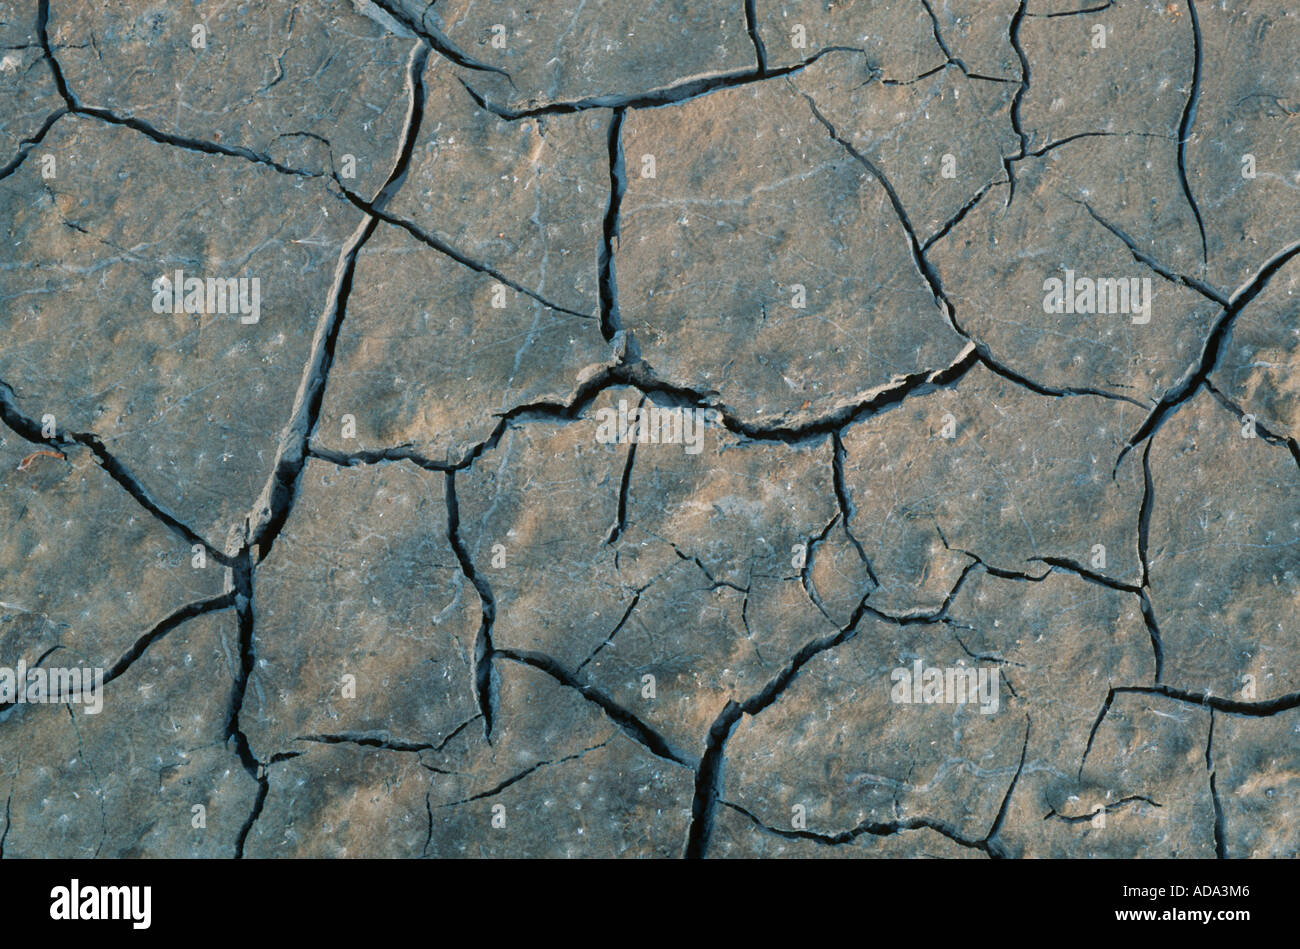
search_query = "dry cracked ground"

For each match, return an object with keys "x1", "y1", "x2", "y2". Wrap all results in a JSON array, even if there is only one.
[{"x1": 0, "y1": 0, "x2": 1297, "y2": 859}]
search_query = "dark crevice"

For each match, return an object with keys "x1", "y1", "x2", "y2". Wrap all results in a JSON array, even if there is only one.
[
  {"x1": 803, "y1": 92, "x2": 950, "y2": 317},
  {"x1": 684, "y1": 700, "x2": 742, "y2": 859},
  {"x1": 983, "y1": 717, "x2": 1030, "y2": 858},
  {"x1": 1144, "y1": 681, "x2": 1300, "y2": 707},
  {"x1": 358, "y1": 341, "x2": 980, "y2": 475},
  {"x1": 723, "y1": 799, "x2": 987, "y2": 853},
  {"x1": 977, "y1": 338, "x2": 1146, "y2": 406},
  {"x1": 951, "y1": 630, "x2": 1024, "y2": 670},
  {"x1": 1209, "y1": 770, "x2": 1227, "y2": 858},
  {"x1": 1075, "y1": 200, "x2": 1226, "y2": 306},
  {"x1": 575, "y1": 591, "x2": 643, "y2": 674},
  {"x1": 495, "y1": 648, "x2": 692, "y2": 768},
  {"x1": 805, "y1": 94, "x2": 1143, "y2": 408},
  {"x1": 1024, "y1": 128, "x2": 1177, "y2": 160},
  {"x1": 370, "y1": 43, "x2": 430, "y2": 208},
  {"x1": 433, "y1": 714, "x2": 481, "y2": 753},
  {"x1": 683, "y1": 577, "x2": 962, "y2": 858},
  {"x1": 1138, "y1": 590, "x2": 1166, "y2": 684},
  {"x1": 917, "y1": 0, "x2": 1016, "y2": 85},
  {"x1": 1022, "y1": 554, "x2": 1163, "y2": 678},
  {"x1": 369, "y1": 0, "x2": 513, "y2": 82},
  {"x1": 333, "y1": 184, "x2": 594, "y2": 320},
  {"x1": 726, "y1": 715, "x2": 1029, "y2": 858},
  {"x1": 309, "y1": 443, "x2": 455, "y2": 472},
  {"x1": 1226, "y1": 237, "x2": 1300, "y2": 312},
  {"x1": 830, "y1": 433, "x2": 877, "y2": 585},
  {"x1": 598, "y1": 108, "x2": 627, "y2": 343},
  {"x1": 0, "y1": 107, "x2": 67, "y2": 181},
  {"x1": 1138, "y1": 439, "x2": 1155, "y2": 590},
  {"x1": 1175, "y1": 0, "x2": 1209, "y2": 278},
  {"x1": 861, "y1": 560, "x2": 986, "y2": 628},
  {"x1": 422, "y1": 792, "x2": 434, "y2": 855},
  {"x1": 104, "y1": 592, "x2": 238, "y2": 686},
  {"x1": 0, "y1": 645, "x2": 62, "y2": 717},
  {"x1": 226, "y1": 550, "x2": 266, "y2": 859},
  {"x1": 1205, "y1": 708, "x2": 1216, "y2": 771},
  {"x1": 1079, "y1": 688, "x2": 1116, "y2": 779},
  {"x1": 0, "y1": 794, "x2": 10, "y2": 858},
  {"x1": 1131, "y1": 434, "x2": 1168, "y2": 680},
  {"x1": 1206, "y1": 712, "x2": 1227, "y2": 858},
  {"x1": 919, "y1": 0, "x2": 957, "y2": 63},
  {"x1": 71, "y1": 430, "x2": 236, "y2": 564},
  {"x1": 1109, "y1": 234, "x2": 1300, "y2": 472},
  {"x1": 0, "y1": 378, "x2": 233, "y2": 565},
  {"x1": 964, "y1": 71, "x2": 1017, "y2": 86},
  {"x1": 440, "y1": 738, "x2": 611, "y2": 808},
  {"x1": 308, "y1": 338, "x2": 1136, "y2": 485},
  {"x1": 668, "y1": 542, "x2": 749, "y2": 594},
  {"x1": 921, "y1": 177, "x2": 1006, "y2": 252},
  {"x1": 1029, "y1": 556, "x2": 1141, "y2": 595},
  {"x1": 421, "y1": 763, "x2": 462, "y2": 776},
  {"x1": 743, "y1": 0, "x2": 768, "y2": 74},
  {"x1": 798, "y1": 513, "x2": 841, "y2": 621},
  {"x1": 1083, "y1": 683, "x2": 1300, "y2": 781},
  {"x1": 1025, "y1": 131, "x2": 1114, "y2": 158},
  {"x1": 293, "y1": 726, "x2": 474, "y2": 754},
  {"x1": 1076, "y1": 207, "x2": 1300, "y2": 470},
  {"x1": 457, "y1": 45, "x2": 863, "y2": 120},
  {"x1": 37, "y1": 1, "x2": 321, "y2": 179},
  {"x1": 234, "y1": 779, "x2": 269, "y2": 859},
  {"x1": 935, "y1": 533, "x2": 1045, "y2": 585},
  {"x1": 445, "y1": 470, "x2": 497, "y2": 742},
  {"x1": 1028, "y1": 1, "x2": 1114, "y2": 16},
  {"x1": 881, "y1": 62, "x2": 948, "y2": 87},
  {"x1": 682, "y1": 344, "x2": 981, "y2": 441},
  {"x1": 443, "y1": 363, "x2": 623, "y2": 469},
  {"x1": 445, "y1": 761, "x2": 547, "y2": 805},
  {"x1": 35, "y1": 0, "x2": 72, "y2": 104},
  {"x1": 873, "y1": 60, "x2": 1015, "y2": 88},
  {"x1": 1204, "y1": 381, "x2": 1300, "y2": 472},
  {"x1": 604, "y1": 421, "x2": 640, "y2": 545},
  {"x1": 247, "y1": 43, "x2": 429, "y2": 563},
  {"x1": 247, "y1": 214, "x2": 379, "y2": 561},
  {"x1": 706, "y1": 560, "x2": 988, "y2": 773},
  {"x1": 1043, "y1": 795, "x2": 1160, "y2": 823},
  {"x1": 1003, "y1": 0, "x2": 1032, "y2": 205},
  {"x1": 72, "y1": 103, "x2": 321, "y2": 177}
]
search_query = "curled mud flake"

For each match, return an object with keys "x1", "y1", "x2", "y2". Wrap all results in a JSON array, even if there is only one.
[{"x1": 16, "y1": 448, "x2": 66, "y2": 471}]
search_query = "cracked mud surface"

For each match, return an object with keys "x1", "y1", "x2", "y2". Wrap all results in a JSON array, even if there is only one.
[{"x1": 0, "y1": 0, "x2": 1296, "y2": 859}]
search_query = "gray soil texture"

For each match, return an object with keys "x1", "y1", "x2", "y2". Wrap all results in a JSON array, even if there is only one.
[{"x1": 0, "y1": 0, "x2": 1297, "y2": 858}]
